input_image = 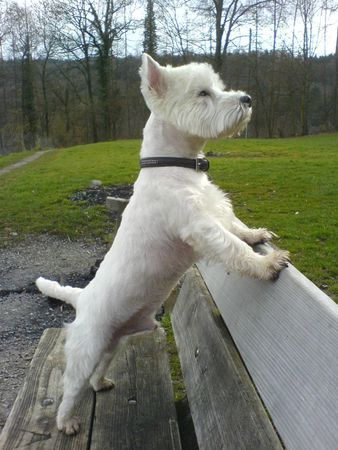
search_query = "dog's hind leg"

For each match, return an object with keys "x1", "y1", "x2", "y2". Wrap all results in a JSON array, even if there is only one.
[
  {"x1": 90, "y1": 347, "x2": 119, "y2": 392},
  {"x1": 57, "y1": 374, "x2": 84, "y2": 435},
  {"x1": 57, "y1": 326, "x2": 110, "y2": 435},
  {"x1": 89, "y1": 315, "x2": 157, "y2": 392}
]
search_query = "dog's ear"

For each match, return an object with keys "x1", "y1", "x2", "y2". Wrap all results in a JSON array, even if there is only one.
[{"x1": 140, "y1": 53, "x2": 167, "y2": 96}]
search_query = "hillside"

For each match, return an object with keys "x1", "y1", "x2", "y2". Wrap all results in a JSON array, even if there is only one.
[{"x1": 0, "y1": 134, "x2": 336, "y2": 299}]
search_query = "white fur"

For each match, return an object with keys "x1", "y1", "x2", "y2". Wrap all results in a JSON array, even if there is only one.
[{"x1": 36, "y1": 54, "x2": 289, "y2": 435}]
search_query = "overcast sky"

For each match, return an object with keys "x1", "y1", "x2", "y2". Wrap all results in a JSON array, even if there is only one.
[{"x1": 14, "y1": 0, "x2": 338, "y2": 57}]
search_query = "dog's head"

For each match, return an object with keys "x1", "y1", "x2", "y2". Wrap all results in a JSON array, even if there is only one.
[{"x1": 140, "y1": 54, "x2": 252, "y2": 139}]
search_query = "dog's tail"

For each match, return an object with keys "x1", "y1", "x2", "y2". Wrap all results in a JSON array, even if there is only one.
[{"x1": 36, "y1": 277, "x2": 82, "y2": 309}]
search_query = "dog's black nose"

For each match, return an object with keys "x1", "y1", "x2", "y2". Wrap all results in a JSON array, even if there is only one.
[{"x1": 240, "y1": 95, "x2": 252, "y2": 107}]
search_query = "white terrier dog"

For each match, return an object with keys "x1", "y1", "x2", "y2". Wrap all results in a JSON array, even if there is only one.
[{"x1": 36, "y1": 54, "x2": 289, "y2": 435}]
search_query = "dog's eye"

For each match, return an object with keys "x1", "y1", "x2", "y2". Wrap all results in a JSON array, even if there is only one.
[{"x1": 199, "y1": 90, "x2": 210, "y2": 97}]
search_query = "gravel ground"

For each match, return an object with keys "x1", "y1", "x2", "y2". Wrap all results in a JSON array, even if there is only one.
[
  {"x1": 0, "y1": 181, "x2": 135, "y2": 433},
  {"x1": 0, "y1": 234, "x2": 108, "y2": 433}
]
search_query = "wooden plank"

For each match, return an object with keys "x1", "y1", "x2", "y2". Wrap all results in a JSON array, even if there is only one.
[
  {"x1": 91, "y1": 327, "x2": 182, "y2": 450},
  {"x1": 0, "y1": 328, "x2": 94, "y2": 450},
  {"x1": 198, "y1": 258, "x2": 338, "y2": 450},
  {"x1": 171, "y1": 267, "x2": 283, "y2": 450}
]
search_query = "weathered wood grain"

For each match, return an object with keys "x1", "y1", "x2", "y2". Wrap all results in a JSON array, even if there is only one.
[
  {"x1": 198, "y1": 259, "x2": 338, "y2": 450},
  {"x1": 90, "y1": 327, "x2": 181, "y2": 450},
  {"x1": 172, "y1": 267, "x2": 283, "y2": 450},
  {"x1": 0, "y1": 328, "x2": 94, "y2": 449}
]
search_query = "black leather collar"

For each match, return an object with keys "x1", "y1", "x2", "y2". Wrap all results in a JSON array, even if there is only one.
[{"x1": 140, "y1": 157, "x2": 210, "y2": 172}]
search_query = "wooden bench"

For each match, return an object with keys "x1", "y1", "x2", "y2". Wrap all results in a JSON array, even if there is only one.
[{"x1": 1, "y1": 198, "x2": 337, "y2": 449}]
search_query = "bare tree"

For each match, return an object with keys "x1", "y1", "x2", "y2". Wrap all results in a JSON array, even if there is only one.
[
  {"x1": 0, "y1": 1, "x2": 9, "y2": 51},
  {"x1": 50, "y1": 0, "x2": 99, "y2": 142},
  {"x1": 155, "y1": 0, "x2": 197, "y2": 60},
  {"x1": 334, "y1": 26, "x2": 338, "y2": 130},
  {"x1": 194, "y1": 0, "x2": 272, "y2": 74},
  {"x1": 85, "y1": 0, "x2": 133, "y2": 139},
  {"x1": 295, "y1": 0, "x2": 336, "y2": 134},
  {"x1": 53, "y1": 0, "x2": 134, "y2": 140},
  {"x1": 266, "y1": 0, "x2": 288, "y2": 136},
  {"x1": 0, "y1": 1, "x2": 10, "y2": 151},
  {"x1": 7, "y1": 2, "x2": 39, "y2": 149},
  {"x1": 34, "y1": 0, "x2": 60, "y2": 143}
]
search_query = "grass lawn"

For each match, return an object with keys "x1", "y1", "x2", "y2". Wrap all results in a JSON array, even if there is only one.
[
  {"x1": 0, "y1": 134, "x2": 337, "y2": 300},
  {"x1": 0, "y1": 150, "x2": 38, "y2": 169}
]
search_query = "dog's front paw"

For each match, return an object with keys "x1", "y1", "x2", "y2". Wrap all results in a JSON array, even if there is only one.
[
  {"x1": 262, "y1": 250, "x2": 290, "y2": 280},
  {"x1": 57, "y1": 416, "x2": 80, "y2": 435},
  {"x1": 91, "y1": 377, "x2": 115, "y2": 392},
  {"x1": 244, "y1": 228, "x2": 278, "y2": 245}
]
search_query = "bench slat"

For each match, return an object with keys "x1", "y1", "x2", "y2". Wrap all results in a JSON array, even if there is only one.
[
  {"x1": 0, "y1": 328, "x2": 181, "y2": 450},
  {"x1": 0, "y1": 328, "x2": 94, "y2": 449},
  {"x1": 172, "y1": 267, "x2": 283, "y2": 450},
  {"x1": 90, "y1": 328, "x2": 181, "y2": 450},
  {"x1": 198, "y1": 260, "x2": 338, "y2": 450}
]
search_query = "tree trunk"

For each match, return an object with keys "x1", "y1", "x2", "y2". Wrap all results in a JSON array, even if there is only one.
[
  {"x1": 213, "y1": 0, "x2": 224, "y2": 73},
  {"x1": 21, "y1": 35, "x2": 38, "y2": 150},
  {"x1": 84, "y1": 50, "x2": 98, "y2": 143},
  {"x1": 0, "y1": 44, "x2": 6, "y2": 153},
  {"x1": 300, "y1": 61, "x2": 310, "y2": 135},
  {"x1": 41, "y1": 57, "x2": 49, "y2": 141},
  {"x1": 97, "y1": 47, "x2": 112, "y2": 140},
  {"x1": 334, "y1": 27, "x2": 338, "y2": 130}
]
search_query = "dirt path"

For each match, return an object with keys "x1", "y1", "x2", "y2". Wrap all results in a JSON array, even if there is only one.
[
  {"x1": 0, "y1": 150, "x2": 51, "y2": 177},
  {"x1": 0, "y1": 235, "x2": 108, "y2": 433}
]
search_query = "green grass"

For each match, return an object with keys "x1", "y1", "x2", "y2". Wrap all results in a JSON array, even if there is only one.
[
  {"x1": 0, "y1": 150, "x2": 37, "y2": 169},
  {"x1": 0, "y1": 141, "x2": 139, "y2": 242},
  {"x1": 206, "y1": 134, "x2": 337, "y2": 300},
  {"x1": 0, "y1": 134, "x2": 337, "y2": 300},
  {"x1": 162, "y1": 314, "x2": 186, "y2": 401}
]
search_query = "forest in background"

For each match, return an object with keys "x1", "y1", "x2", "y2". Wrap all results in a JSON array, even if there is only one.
[{"x1": 0, "y1": 0, "x2": 337, "y2": 154}]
